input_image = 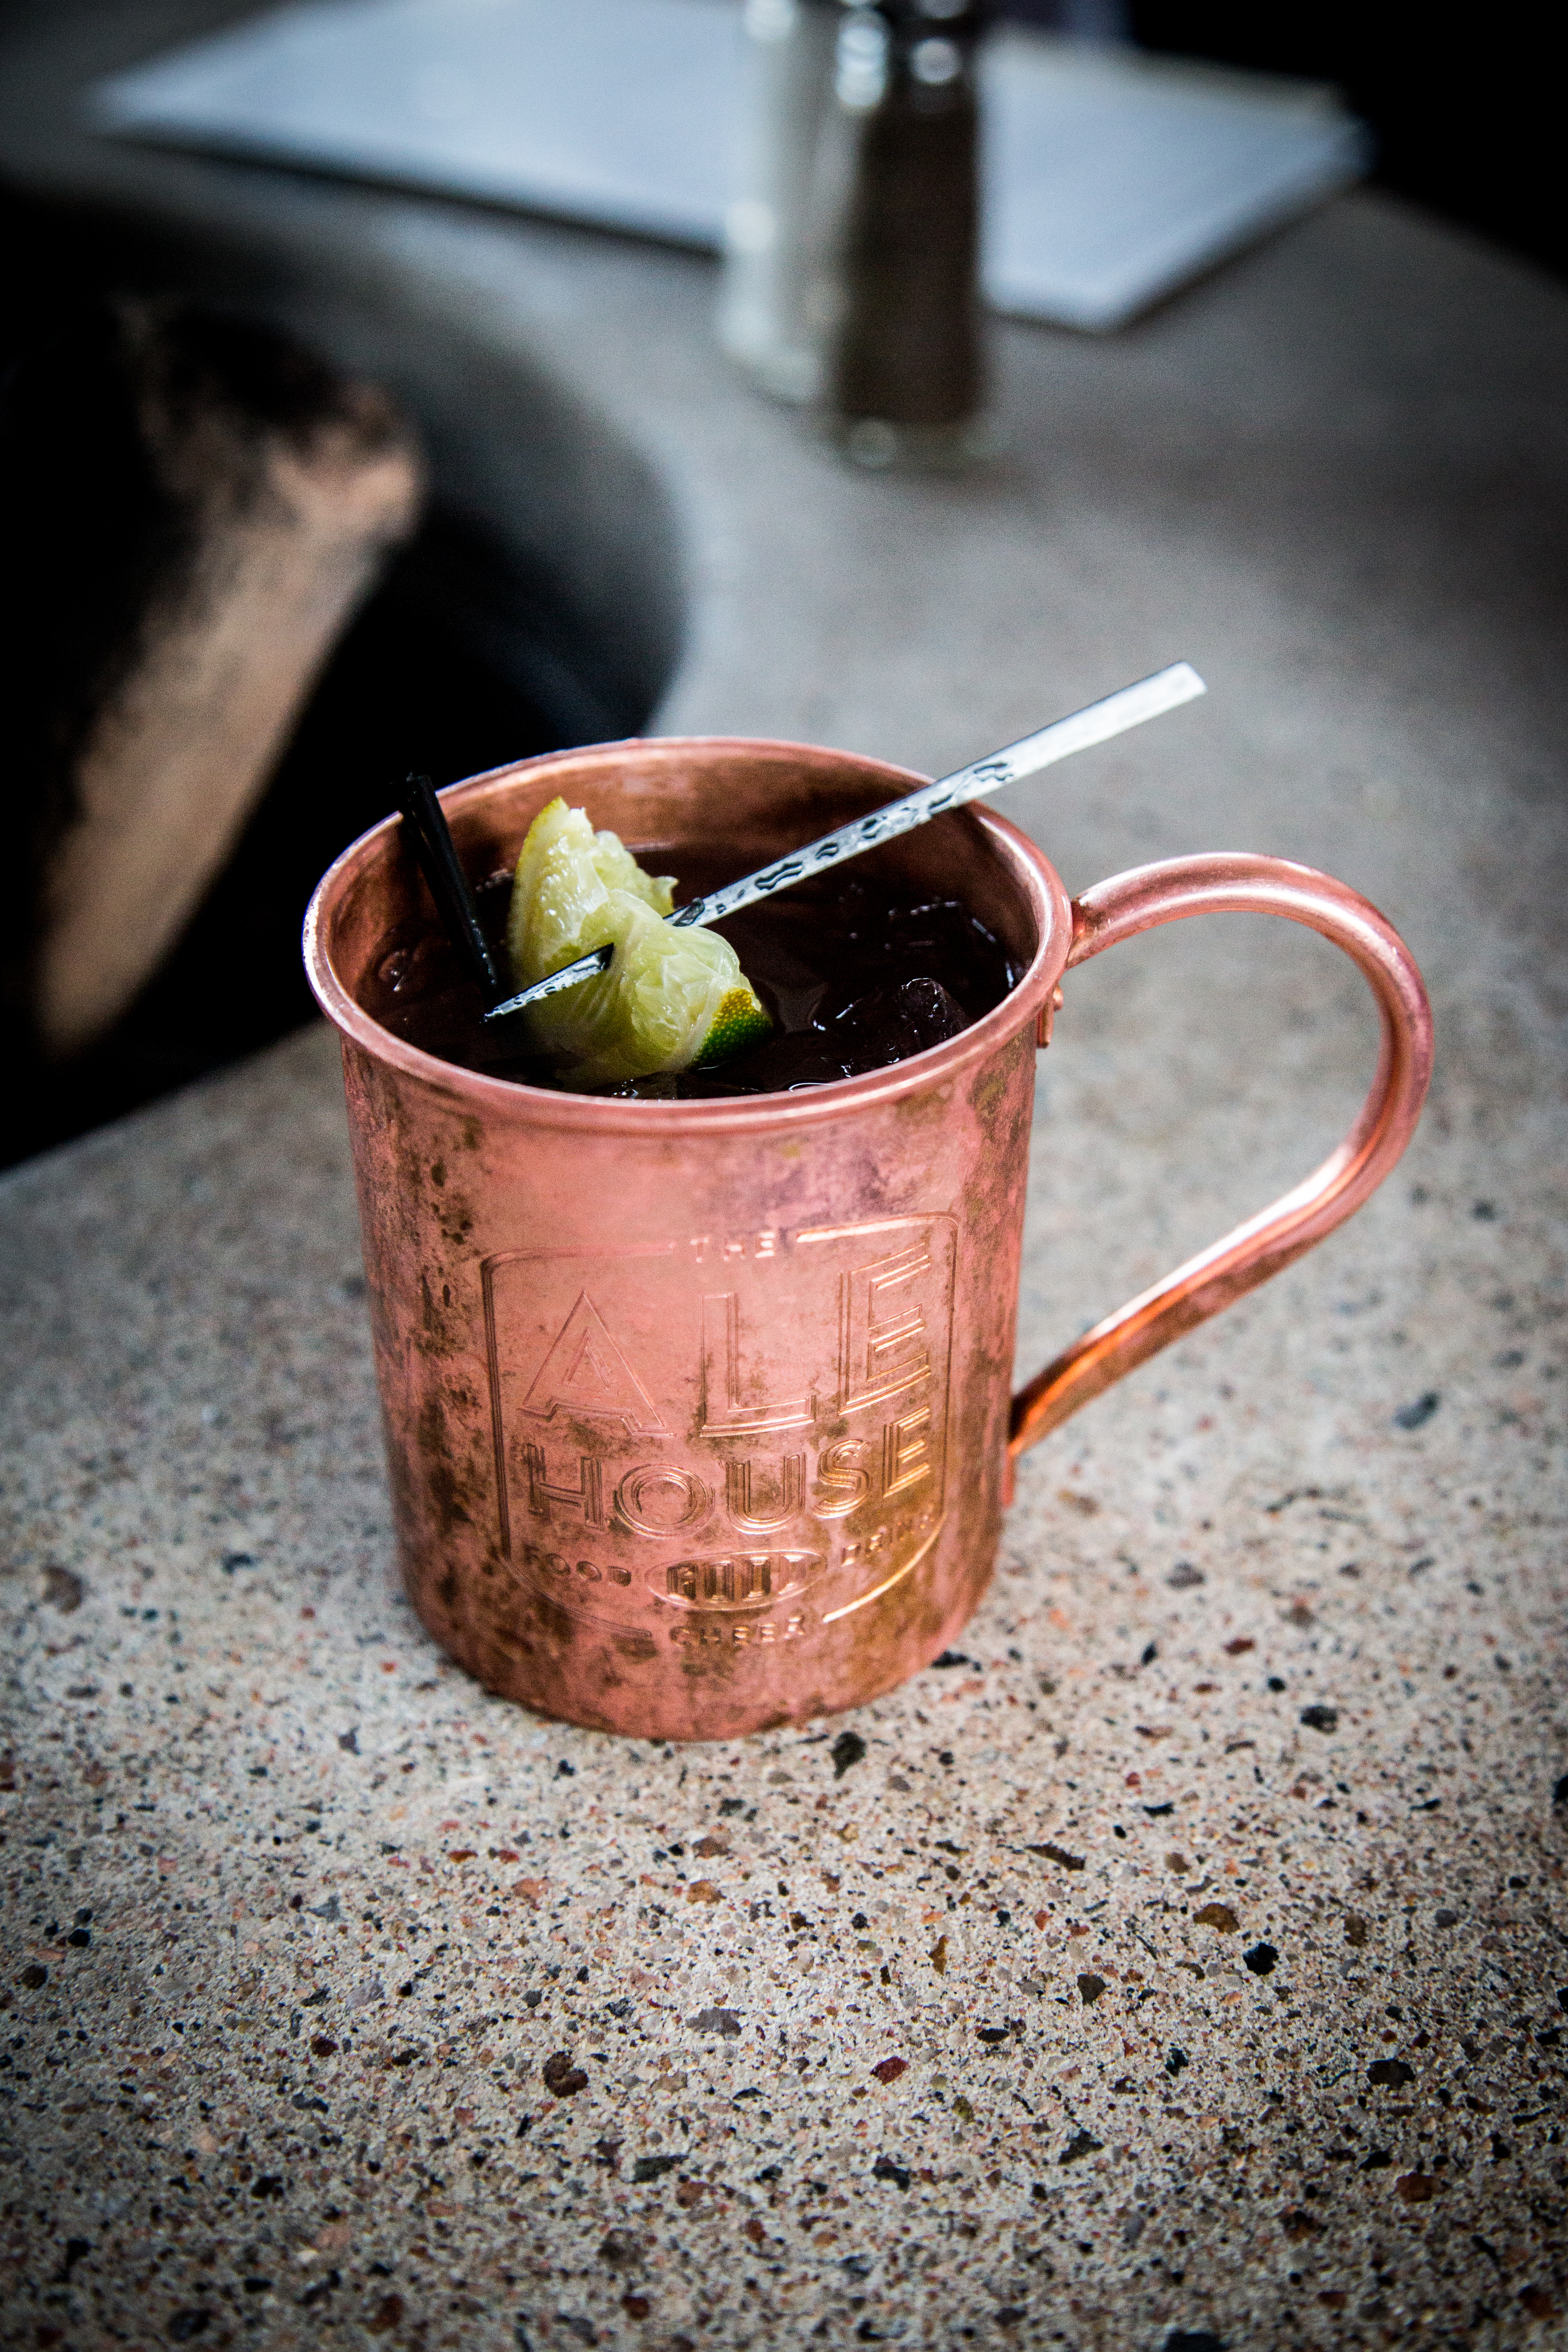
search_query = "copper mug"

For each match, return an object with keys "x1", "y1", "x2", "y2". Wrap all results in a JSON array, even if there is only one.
[{"x1": 304, "y1": 738, "x2": 1431, "y2": 1742}]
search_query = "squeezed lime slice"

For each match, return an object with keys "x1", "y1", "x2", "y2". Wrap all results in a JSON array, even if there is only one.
[{"x1": 506, "y1": 797, "x2": 772, "y2": 1087}]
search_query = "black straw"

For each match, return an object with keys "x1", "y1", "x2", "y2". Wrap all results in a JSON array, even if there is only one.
[{"x1": 397, "y1": 773, "x2": 503, "y2": 1006}]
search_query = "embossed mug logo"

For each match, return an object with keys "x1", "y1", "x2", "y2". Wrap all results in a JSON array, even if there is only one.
[
  {"x1": 655, "y1": 1548, "x2": 823, "y2": 1609},
  {"x1": 482, "y1": 1217, "x2": 956, "y2": 1641}
]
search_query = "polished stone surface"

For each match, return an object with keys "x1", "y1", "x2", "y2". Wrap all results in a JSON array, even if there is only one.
[{"x1": 2, "y1": 7, "x2": 1566, "y2": 2346}]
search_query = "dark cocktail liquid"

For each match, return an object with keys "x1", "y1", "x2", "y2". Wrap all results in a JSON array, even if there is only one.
[{"x1": 365, "y1": 856, "x2": 1020, "y2": 1097}]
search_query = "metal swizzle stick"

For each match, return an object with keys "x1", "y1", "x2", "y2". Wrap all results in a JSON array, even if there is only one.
[
  {"x1": 669, "y1": 660, "x2": 1206, "y2": 929},
  {"x1": 484, "y1": 662, "x2": 1205, "y2": 1022}
]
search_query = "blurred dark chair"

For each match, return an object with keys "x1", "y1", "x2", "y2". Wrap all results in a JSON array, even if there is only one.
[{"x1": 0, "y1": 194, "x2": 630, "y2": 1169}]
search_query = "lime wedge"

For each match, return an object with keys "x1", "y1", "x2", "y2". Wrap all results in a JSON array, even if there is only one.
[{"x1": 506, "y1": 797, "x2": 772, "y2": 1088}]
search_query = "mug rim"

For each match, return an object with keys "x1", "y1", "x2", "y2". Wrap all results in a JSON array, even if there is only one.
[{"x1": 303, "y1": 735, "x2": 1072, "y2": 1132}]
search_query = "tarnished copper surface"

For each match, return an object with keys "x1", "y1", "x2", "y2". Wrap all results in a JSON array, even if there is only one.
[{"x1": 304, "y1": 747, "x2": 1430, "y2": 1739}]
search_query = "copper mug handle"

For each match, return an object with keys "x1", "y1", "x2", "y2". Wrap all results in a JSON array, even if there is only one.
[{"x1": 1006, "y1": 853, "x2": 1434, "y2": 1494}]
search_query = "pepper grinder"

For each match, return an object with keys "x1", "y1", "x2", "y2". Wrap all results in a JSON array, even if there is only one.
[
  {"x1": 718, "y1": 0, "x2": 841, "y2": 404},
  {"x1": 825, "y1": 0, "x2": 989, "y2": 468}
]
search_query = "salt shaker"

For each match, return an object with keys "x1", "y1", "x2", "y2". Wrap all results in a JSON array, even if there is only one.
[{"x1": 718, "y1": 0, "x2": 841, "y2": 404}]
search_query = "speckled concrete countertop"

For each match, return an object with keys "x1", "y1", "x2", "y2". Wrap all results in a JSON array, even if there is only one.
[{"x1": 3, "y1": 7, "x2": 1568, "y2": 2349}]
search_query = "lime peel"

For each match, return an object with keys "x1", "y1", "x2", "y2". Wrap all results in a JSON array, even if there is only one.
[{"x1": 507, "y1": 797, "x2": 771, "y2": 1087}]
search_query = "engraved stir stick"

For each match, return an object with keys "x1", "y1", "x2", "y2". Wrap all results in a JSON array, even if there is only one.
[{"x1": 476, "y1": 659, "x2": 1207, "y2": 1022}]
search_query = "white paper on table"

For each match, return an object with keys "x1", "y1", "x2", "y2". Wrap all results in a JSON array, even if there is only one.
[{"x1": 90, "y1": 0, "x2": 1370, "y2": 332}]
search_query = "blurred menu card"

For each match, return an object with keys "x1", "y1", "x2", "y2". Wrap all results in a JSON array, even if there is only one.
[{"x1": 92, "y1": 0, "x2": 1370, "y2": 332}]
